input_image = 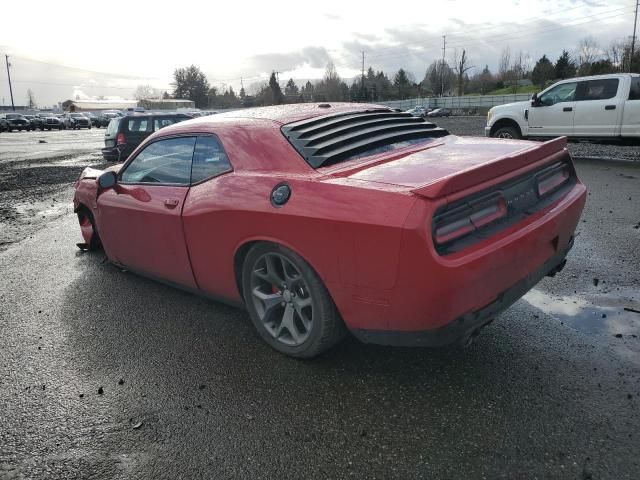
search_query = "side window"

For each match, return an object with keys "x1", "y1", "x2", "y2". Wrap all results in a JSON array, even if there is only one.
[
  {"x1": 191, "y1": 136, "x2": 232, "y2": 183},
  {"x1": 577, "y1": 79, "x2": 619, "y2": 101},
  {"x1": 127, "y1": 118, "x2": 150, "y2": 133},
  {"x1": 629, "y1": 78, "x2": 640, "y2": 100},
  {"x1": 153, "y1": 118, "x2": 177, "y2": 131},
  {"x1": 539, "y1": 82, "x2": 577, "y2": 106},
  {"x1": 120, "y1": 137, "x2": 196, "y2": 185}
]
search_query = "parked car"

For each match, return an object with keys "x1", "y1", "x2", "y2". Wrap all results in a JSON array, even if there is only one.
[
  {"x1": 74, "y1": 103, "x2": 586, "y2": 358},
  {"x1": 83, "y1": 112, "x2": 110, "y2": 128},
  {"x1": 22, "y1": 114, "x2": 39, "y2": 130},
  {"x1": 486, "y1": 73, "x2": 640, "y2": 139},
  {"x1": 62, "y1": 113, "x2": 92, "y2": 130},
  {"x1": 427, "y1": 108, "x2": 450, "y2": 117},
  {"x1": 101, "y1": 113, "x2": 191, "y2": 161},
  {"x1": 0, "y1": 113, "x2": 33, "y2": 131},
  {"x1": 36, "y1": 112, "x2": 64, "y2": 130},
  {"x1": 405, "y1": 106, "x2": 429, "y2": 117}
]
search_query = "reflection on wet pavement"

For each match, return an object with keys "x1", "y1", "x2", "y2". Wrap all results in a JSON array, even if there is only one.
[{"x1": 523, "y1": 289, "x2": 640, "y2": 337}]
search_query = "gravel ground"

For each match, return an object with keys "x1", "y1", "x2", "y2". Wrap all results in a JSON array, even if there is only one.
[
  {"x1": 0, "y1": 129, "x2": 108, "y2": 250},
  {"x1": 433, "y1": 116, "x2": 640, "y2": 162}
]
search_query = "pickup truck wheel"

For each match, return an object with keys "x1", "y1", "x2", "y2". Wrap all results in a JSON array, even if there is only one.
[
  {"x1": 493, "y1": 126, "x2": 521, "y2": 139},
  {"x1": 243, "y1": 243, "x2": 347, "y2": 358}
]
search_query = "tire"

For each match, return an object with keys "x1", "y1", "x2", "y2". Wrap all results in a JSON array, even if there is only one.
[
  {"x1": 77, "y1": 208, "x2": 101, "y2": 250},
  {"x1": 242, "y1": 242, "x2": 346, "y2": 358},
  {"x1": 492, "y1": 125, "x2": 521, "y2": 139}
]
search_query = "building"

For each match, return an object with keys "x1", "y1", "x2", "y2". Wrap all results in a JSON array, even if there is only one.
[
  {"x1": 138, "y1": 99, "x2": 195, "y2": 110},
  {"x1": 62, "y1": 99, "x2": 138, "y2": 112}
]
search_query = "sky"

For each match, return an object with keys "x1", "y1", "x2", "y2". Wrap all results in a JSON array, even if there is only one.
[{"x1": 0, "y1": 0, "x2": 636, "y2": 107}]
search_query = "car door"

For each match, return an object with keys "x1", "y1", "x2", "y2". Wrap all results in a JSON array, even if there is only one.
[
  {"x1": 621, "y1": 76, "x2": 640, "y2": 138},
  {"x1": 97, "y1": 136, "x2": 198, "y2": 288},
  {"x1": 528, "y1": 81, "x2": 577, "y2": 136},
  {"x1": 573, "y1": 78, "x2": 622, "y2": 137}
]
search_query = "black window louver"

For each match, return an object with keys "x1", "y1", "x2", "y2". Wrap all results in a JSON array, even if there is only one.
[{"x1": 281, "y1": 108, "x2": 449, "y2": 168}]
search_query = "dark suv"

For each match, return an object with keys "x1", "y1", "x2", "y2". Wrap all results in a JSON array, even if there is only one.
[
  {"x1": 1, "y1": 113, "x2": 32, "y2": 131},
  {"x1": 102, "y1": 113, "x2": 191, "y2": 161}
]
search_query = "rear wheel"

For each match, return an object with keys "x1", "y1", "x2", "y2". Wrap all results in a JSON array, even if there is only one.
[{"x1": 242, "y1": 243, "x2": 346, "y2": 358}]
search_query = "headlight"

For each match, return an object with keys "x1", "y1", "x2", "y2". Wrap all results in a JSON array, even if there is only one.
[{"x1": 487, "y1": 110, "x2": 493, "y2": 125}]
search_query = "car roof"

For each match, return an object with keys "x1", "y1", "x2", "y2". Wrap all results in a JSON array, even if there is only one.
[{"x1": 206, "y1": 102, "x2": 392, "y2": 126}]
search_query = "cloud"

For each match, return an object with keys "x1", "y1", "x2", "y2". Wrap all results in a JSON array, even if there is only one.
[{"x1": 248, "y1": 46, "x2": 332, "y2": 73}]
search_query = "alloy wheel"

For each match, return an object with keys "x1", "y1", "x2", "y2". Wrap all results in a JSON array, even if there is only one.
[{"x1": 249, "y1": 252, "x2": 313, "y2": 346}]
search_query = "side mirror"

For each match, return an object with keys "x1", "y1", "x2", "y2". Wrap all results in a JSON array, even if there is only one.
[
  {"x1": 98, "y1": 171, "x2": 117, "y2": 190},
  {"x1": 530, "y1": 92, "x2": 539, "y2": 107}
]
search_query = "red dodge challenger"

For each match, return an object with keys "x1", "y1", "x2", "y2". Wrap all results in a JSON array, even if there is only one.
[{"x1": 73, "y1": 103, "x2": 586, "y2": 358}]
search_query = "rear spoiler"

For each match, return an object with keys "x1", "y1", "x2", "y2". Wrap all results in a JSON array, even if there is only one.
[{"x1": 410, "y1": 137, "x2": 568, "y2": 199}]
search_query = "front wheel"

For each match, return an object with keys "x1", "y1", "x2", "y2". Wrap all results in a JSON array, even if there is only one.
[
  {"x1": 493, "y1": 125, "x2": 521, "y2": 139},
  {"x1": 77, "y1": 208, "x2": 101, "y2": 250},
  {"x1": 242, "y1": 243, "x2": 346, "y2": 358}
]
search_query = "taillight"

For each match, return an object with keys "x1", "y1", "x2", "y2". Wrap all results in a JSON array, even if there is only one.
[
  {"x1": 116, "y1": 133, "x2": 126, "y2": 145},
  {"x1": 536, "y1": 164, "x2": 570, "y2": 197},
  {"x1": 433, "y1": 193, "x2": 507, "y2": 245}
]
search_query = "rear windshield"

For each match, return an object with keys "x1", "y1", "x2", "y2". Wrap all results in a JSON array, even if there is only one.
[
  {"x1": 281, "y1": 110, "x2": 449, "y2": 168},
  {"x1": 105, "y1": 117, "x2": 121, "y2": 136},
  {"x1": 127, "y1": 118, "x2": 151, "y2": 132}
]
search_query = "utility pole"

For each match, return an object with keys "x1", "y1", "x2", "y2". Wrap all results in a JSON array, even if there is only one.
[
  {"x1": 440, "y1": 35, "x2": 446, "y2": 97},
  {"x1": 361, "y1": 51, "x2": 365, "y2": 101},
  {"x1": 5, "y1": 55, "x2": 15, "y2": 111},
  {"x1": 631, "y1": 0, "x2": 639, "y2": 69}
]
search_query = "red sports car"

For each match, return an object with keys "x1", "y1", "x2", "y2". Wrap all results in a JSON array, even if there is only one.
[{"x1": 73, "y1": 103, "x2": 586, "y2": 358}]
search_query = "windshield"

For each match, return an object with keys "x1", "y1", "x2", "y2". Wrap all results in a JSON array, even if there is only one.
[
  {"x1": 39, "y1": 113, "x2": 54, "y2": 117},
  {"x1": 71, "y1": 114, "x2": 85, "y2": 118}
]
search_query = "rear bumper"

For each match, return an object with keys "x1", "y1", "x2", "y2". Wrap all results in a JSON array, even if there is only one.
[
  {"x1": 333, "y1": 178, "x2": 586, "y2": 343},
  {"x1": 351, "y1": 237, "x2": 572, "y2": 347}
]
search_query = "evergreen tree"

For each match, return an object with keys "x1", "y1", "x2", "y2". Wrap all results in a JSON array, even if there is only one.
[
  {"x1": 284, "y1": 78, "x2": 299, "y2": 96},
  {"x1": 531, "y1": 55, "x2": 555, "y2": 89},
  {"x1": 269, "y1": 72, "x2": 284, "y2": 105},
  {"x1": 172, "y1": 65, "x2": 210, "y2": 108},
  {"x1": 555, "y1": 50, "x2": 576, "y2": 79}
]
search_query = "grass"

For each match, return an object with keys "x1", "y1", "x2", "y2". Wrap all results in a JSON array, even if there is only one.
[{"x1": 485, "y1": 85, "x2": 539, "y2": 95}]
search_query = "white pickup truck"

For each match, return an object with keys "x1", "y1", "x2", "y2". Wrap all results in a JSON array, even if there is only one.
[{"x1": 485, "y1": 73, "x2": 640, "y2": 140}]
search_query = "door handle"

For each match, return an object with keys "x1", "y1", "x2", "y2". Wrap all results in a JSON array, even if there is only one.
[
  {"x1": 563, "y1": 107, "x2": 573, "y2": 112},
  {"x1": 164, "y1": 199, "x2": 180, "y2": 208},
  {"x1": 605, "y1": 105, "x2": 616, "y2": 110}
]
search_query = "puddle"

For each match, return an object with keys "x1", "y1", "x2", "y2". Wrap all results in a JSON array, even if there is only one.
[{"x1": 523, "y1": 289, "x2": 640, "y2": 337}]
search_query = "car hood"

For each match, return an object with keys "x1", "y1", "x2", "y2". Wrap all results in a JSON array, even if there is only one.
[
  {"x1": 78, "y1": 164, "x2": 123, "y2": 181},
  {"x1": 326, "y1": 135, "x2": 568, "y2": 199},
  {"x1": 491, "y1": 100, "x2": 530, "y2": 113}
]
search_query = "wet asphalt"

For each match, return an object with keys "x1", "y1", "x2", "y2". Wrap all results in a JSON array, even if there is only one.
[{"x1": 0, "y1": 128, "x2": 639, "y2": 479}]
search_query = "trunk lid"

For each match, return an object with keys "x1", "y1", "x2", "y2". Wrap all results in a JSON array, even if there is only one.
[{"x1": 333, "y1": 135, "x2": 568, "y2": 199}]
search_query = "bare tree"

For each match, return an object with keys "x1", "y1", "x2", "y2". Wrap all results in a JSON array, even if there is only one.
[
  {"x1": 605, "y1": 40, "x2": 625, "y2": 71},
  {"x1": 453, "y1": 49, "x2": 474, "y2": 96},
  {"x1": 498, "y1": 46, "x2": 511, "y2": 81},
  {"x1": 575, "y1": 37, "x2": 601, "y2": 75},
  {"x1": 26, "y1": 89, "x2": 36, "y2": 109},
  {"x1": 134, "y1": 84, "x2": 160, "y2": 100}
]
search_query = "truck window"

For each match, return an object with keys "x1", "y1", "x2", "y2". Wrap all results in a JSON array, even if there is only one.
[
  {"x1": 539, "y1": 82, "x2": 577, "y2": 106},
  {"x1": 630, "y1": 78, "x2": 640, "y2": 100},
  {"x1": 577, "y1": 79, "x2": 619, "y2": 101}
]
